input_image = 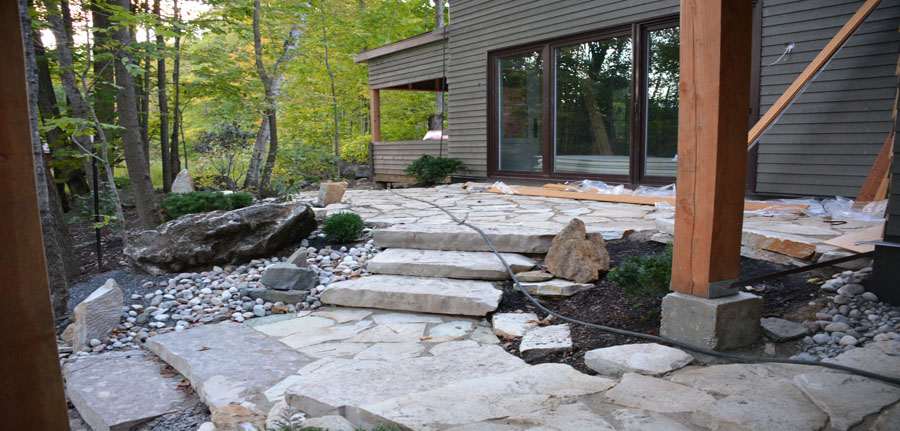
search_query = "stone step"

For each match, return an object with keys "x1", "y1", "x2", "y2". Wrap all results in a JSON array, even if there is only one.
[
  {"x1": 367, "y1": 248, "x2": 535, "y2": 280},
  {"x1": 374, "y1": 223, "x2": 631, "y2": 254},
  {"x1": 358, "y1": 363, "x2": 617, "y2": 431},
  {"x1": 320, "y1": 274, "x2": 502, "y2": 316},
  {"x1": 63, "y1": 351, "x2": 194, "y2": 431},
  {"x1": 145, "y1": 322, "x2": 312, "y2": 412},
  {"x1": 284, "y1": 344, "x2": 527, "y2": 425}
]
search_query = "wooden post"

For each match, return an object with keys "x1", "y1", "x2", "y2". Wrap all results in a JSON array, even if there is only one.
[
  {"x1": 370, "y1": 88, "x2": 382, "y2": 142},
  {"x1": 671, "y1": 0, "x2": 753, "y2": 298},
  {"x1": 0, "y1": 1, "x2": 69, "y2": 429}
]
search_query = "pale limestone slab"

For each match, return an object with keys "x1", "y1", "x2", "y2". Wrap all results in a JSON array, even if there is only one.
[
  {"x1": 353, "y1": 342, "x2": 426, "y2": 360},
  {"x1": 69, "y1": 278, "x2": 123, "y2": 352},
  {"x1": 373, "y1": 224, "x2": 559, "y2": 254},
  {"x1": 470, "y1": 326, "x2": 500, "y2": 344},
  {"x1": 669, "y1": 363, "x2": 810, "y2": 396},
  {"x1": 520, "y1": 279, "x2": 593, "y2": 297},
  {"x1": 297, "y1": 358, "x2": 387, "y2": 377},
  {"x1": 310, "y1": 308, "x2": 373, "y2": 323},
  {"x1": 264, "y1": 375, "x2": 303, "y2": 404},
  {"x1": 824, "y1": 342, "x2": 900, "y2": 379},
  {"x1": 609, "y1": 408, "x2": 697, "y2": 431},
  {"x1": 426, "y1": 321, "x2": 474, "y2": 342},
  {"x1": 347, "y1": 323, "x2": 426, "y2": 343},
  {"x1": 285, "y1": 345, "x2": 527, "y2": 422},
  {"x1": 295, "y1": 342, "x2": 369, "y2": 359},
  {"x1": 63, "y1": 351, "x2": 191, "y2": 431},
  {"x1": 253, "y1": 316, "x2": 335, "y2": 338},
  {"x1": 690, "y1": 380, "x2": 828, "y2": 431},
  {"x1": 367, "y1": 248, "x2": 534, "y2": 280},
  {"x1": 279, "y1": 324, "x2": 362, "y2": 350},
  {"x1": 370, "y1": 311, "x2": 444, "y2": 324},
  {"x1": 584, "y1": 343, "x2": 693, "y2": 377},
  {"x1": 604, "y1": 373, "x2": 715, "y2": 413},
  {"x1": 519, "y1": 324, "x2": 572, "y2": 360},
  {"x1": 243, "y1": 314, "x2": 296, "y2": 328},
  {"x1": 145, "y1": 322, "x2": 310, "y2": 411},
  {"x1": 358, "y1": 364, "x2": 616, "y2": 431},
  {"x1": 321, "y1": 275, "x2": 502, "y2": 316},
  {"x1": 429, "y1": 340, "x2": 480, "y2": 356},
  {"x1": 793, "y1": 373, "x2": 900, "y2": 431},
  {"x1": 873, "y1": 402, "x2": 900, "y2": 431},
  {"x1": 491, "y1": 313, "x2": 539, "y2": 339}
]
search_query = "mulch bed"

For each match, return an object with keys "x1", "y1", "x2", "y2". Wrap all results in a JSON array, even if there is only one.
[{"x1": 495, "y1": 239, "x2": 819, "y2": 374}]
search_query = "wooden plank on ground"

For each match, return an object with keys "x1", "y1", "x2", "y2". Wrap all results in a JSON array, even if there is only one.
[
  {"x1": 823, "y1": 225, "x2": 884, "y2": 253},
  {"x1": 747, "y1": 0, "x2": 883, "y2": 147},
  {"x1": 464, "y1": 184, "x2": 807, "y2": 213}
]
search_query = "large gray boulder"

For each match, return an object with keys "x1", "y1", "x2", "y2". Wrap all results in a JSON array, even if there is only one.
[{"x1": 125, "y1": 202, "x2": 317, "y2": 275}]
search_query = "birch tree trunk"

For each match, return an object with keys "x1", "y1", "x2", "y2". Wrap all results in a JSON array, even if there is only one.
[
  {"x1": 153, "y1": 0, "x2": 172, "y2": 192},
  {"x1": 243, "y1": 115, "x2": 269, "y2": 191}
]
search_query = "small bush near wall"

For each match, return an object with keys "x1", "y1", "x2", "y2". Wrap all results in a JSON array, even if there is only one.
[
  {"x1": 161, "y1": 191, "x2": 254, "y2": 221},
  {"x1": 607, "y1": 245, "x2": 673, "y2": 304},
  {"x1": 403, "y1": 155, "x2": 465, "y2": 186}
]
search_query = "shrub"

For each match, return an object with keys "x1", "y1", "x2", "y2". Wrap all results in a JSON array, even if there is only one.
[
  {"x1": 322, "y1": 212, "x2": 364, "y2": 243},
  {"x1": 403, "y1": 155, "x2": 465, "y2": 186},
  {"x1": 607, "y1": 245, "x2": 673, "y2": 303},
  {"x1": 161, "y1": 191, "x2": 253, "y2": 220},
  {"x1": 340, "y1": 133, "x2": 371, "y2": 164}
]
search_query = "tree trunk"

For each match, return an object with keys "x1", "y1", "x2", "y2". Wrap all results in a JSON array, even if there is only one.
[
  {"x1": 320, "y1": 3, "x2": 339, "y2": 159},
  {"x1": 259, "y1": 107, "x2": 278, "y2": 193},
  {"x1": 433, "y1": 0, "x2": 444, "y2": 128},
  {"x1": 90, "y1": 0, "x2": 117, "y2": 148},
  {"x1": 21, "y1": 0, "x2": 74, "y2": 318},
  {"x1": 170, "y1": 0, "x2": 182, "y2": 177},
  {"x1": 243, "y1": 115, "x2": 269, "y2": 191},
  {"x1": 32, "y1": 26, "x2": 89, "y2": 202},
  {"x1": 113, "y1": 0, "x2": 162, "y2": 229},
  {"x1": 154, "y1": 0, "x2": 171, "y2": 192},
  {"x1": 141, "y1": 1, "x2": 151, "y2": 167}
]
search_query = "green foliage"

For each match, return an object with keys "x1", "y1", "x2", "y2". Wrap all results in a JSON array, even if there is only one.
[
  {"x1": 607, "y1": 245, "x2": 673, "y2": 304},
  {"x1": 322, "y1": 212, "x2": 364, "y2": 243},
  {"x1": 68, "y1": 190, "x2": 118, "y2": 230},
  {"x1": 113, "y1": 176, "x2": 131, "y2": 190},
  {"x1": 274, "y1": 144, "x2": 338, "y2": 185},
  {"x1": 340, "y1": 134, "x2": 371, "y2": 164},
  {"x1": 403, "y1": 155, "x2": 465, "y2": 186},
  {"x1": 160, "y1": 191, "x2": 253, "y2": 220},
  {"x1": 195, "y1": 122, "x2": 255, "y2": 189}
]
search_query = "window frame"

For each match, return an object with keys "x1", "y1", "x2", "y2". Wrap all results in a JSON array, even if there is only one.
[{"x1": 487, "y1": 14, "x2": 679, "y2": 186}]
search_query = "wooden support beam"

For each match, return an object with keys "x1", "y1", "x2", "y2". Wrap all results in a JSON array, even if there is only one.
[
  {"x1": 855, "y1": 131, "x2": 894, "y2": 204},
  {"x1": 370, "y1": 89, "x2": 381, "y2": 142},
  {"x1": 0, "y1": 1, "x2": 69, "y2": 429},
  {"x1": 673, "y1": 0, "x2": 753, "y2": 298},
  {"x1": 748, "y1": 0, "x2": 882, "y2": 147}
]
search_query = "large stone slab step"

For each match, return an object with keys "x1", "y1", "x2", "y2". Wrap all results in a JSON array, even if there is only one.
[
  {"x1": 367, "y1": 248, "x2": 534, "y2": 280},
  {"x1": 320, "y1": 274, "x2": 502, "y2": 316},
  {"x1": 374, "y1": 223, "x2": 630, "y2": 254},
  {"x1": 145, "y1": 322, "x2": 311, "y2": 412}
]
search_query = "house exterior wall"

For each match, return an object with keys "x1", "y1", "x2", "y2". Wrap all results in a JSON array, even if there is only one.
[
  {"x1": 755, "y1": 0, "x2": 900, "y2": 197},
  {"x1": 447, "y1": 0, "x2": 680, "y2": 178},
  {"x1": 368, "y1": 40, "x2": 448, "y2": 90}
]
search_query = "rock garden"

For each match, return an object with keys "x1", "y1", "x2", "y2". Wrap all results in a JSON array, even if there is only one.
[{"x1": 59, "y1": 183, "x2": 900, "y2": 431}]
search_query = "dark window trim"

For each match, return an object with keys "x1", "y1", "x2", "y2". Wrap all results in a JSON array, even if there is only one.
[
  {"x1": 747, "y1": 0, "x2": 763, "y2": 193},
  {"x1": 487, "y1": 14, "x2": 679, "y2": 187}
]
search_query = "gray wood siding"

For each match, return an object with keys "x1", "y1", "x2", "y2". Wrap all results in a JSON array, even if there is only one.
[
  {"x1": 447, "y1": 0, "x2": 680, "y2": 178},
  {"x1": 372, "y1": 140, "x2": 447, "y2": 176},
  {"x1": 368, "y1": 41, "x2": 448, "y2": 90},
  {"x1": 886, "y1": 74, "x2": 899, "y2": 240},
  {"x1": 756, "y1": 0, "x2": 900, "y2": 197}
]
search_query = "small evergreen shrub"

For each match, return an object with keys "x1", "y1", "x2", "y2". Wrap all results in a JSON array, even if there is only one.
[
  {"x1": 607, "y1": 245, "x2": 673, "y2": 303},
  {"x1": 161, "y1": 191, "x2": 253, "y2": 220},
  {"x1": 322, "y1": 212, "x2": 364, "y2": 243},
  {"x1": 403, "y1": 155, "x2": 465, "y2": 186}
]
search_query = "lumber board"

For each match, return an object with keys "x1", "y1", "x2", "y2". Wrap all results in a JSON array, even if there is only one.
[
  {"x1": 748, "y1": 0, "x2": 883, "y2": 148},
  {"x1": 824, "y1": 225, "x2": 884, "y2": 253},
  {"x1": 854, "y1": 131, "x2": 894, "y2": 205},
  {"x1": 463, "y1": 184, "x2": 807, "y2": 213}
]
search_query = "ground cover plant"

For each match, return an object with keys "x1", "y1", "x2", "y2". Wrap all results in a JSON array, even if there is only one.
[
  {"x1": 404, "y1": 155, "x2": 465, "y2": 186},
  {"x1": 607, "y1": 244, "x2": 673, "y2": 303},
  {"x1": 322, "y1": 212, "x2": 365, "y2": 243},
  {"x1": 160, "y1": 191, "x2": 254, "y2": 221}
]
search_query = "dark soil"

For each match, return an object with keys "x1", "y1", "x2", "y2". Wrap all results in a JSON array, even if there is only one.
[{"x1": 495, "y1": 239, "x2": 819, "y2": 374}]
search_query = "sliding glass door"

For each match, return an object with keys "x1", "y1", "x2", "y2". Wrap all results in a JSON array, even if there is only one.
[
  {"x1": 498, "y1": 50, "x2": 543, "y2": 172},
  {"x1": 644, "y1": 26, "x2": 680, "y2": 178}
]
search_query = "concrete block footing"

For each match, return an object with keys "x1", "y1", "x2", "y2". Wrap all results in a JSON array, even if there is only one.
[{"x1": 660, "y1": 292, "x2": 762, "y2": 351}]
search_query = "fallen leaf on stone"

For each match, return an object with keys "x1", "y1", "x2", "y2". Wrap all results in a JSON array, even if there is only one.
[
  {"x1": 419, "y1": 336, "x2": 432, "y2": 340},
  {"x1": 526, "y1": 320, "x2": 550, "y2": 326},
  {"x1": 199, "y1": 346, "x2": 211, "y2": 351}
]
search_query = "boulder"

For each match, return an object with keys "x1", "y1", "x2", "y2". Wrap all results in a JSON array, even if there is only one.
[
  {"x1": 339, "y1": 163, "x2": 372, "y2": 180},
  {"x1": 584, "y1": 343, "x2": 693, "y2": 377},
  {"x1": 260, "y1": 263, "x2": 317, "y2": 291},
  {"x1": 171, "y1": 169, "x2": 195, "y2": 194},
  {"x1": 125, "y1": 202, "x2": 317, "y2": 275},
  {"x1": 67, "y1": 279, "x2": 123, "y2": 352},
  {"x1": 316, "y1": 182, "x2": 347, "y2": 207},
  {"x1": 545, "y1": 218, "x2": 610, "y2": 283},
  {"x1": 247, "y1": 288, "x2": 308, "y2": 305},
  {"x1": 211, "y1": 404, "x2": 266, "y2": 431}
]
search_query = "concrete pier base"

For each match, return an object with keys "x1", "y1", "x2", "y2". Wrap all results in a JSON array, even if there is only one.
[{"x1": 660, "y1": 292, "x2": 762, "y2": 351}]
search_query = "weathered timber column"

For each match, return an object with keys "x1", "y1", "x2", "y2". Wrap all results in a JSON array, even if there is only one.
[
  {"x1": 661, "y1": 0, "x2": 762, "y2": 350},
  {"x1": 0, "y1": 1, "x2": 69, "y2": 428},
  {"x1": 370, "y1": 89, "x2": 382, "y2": 142}
]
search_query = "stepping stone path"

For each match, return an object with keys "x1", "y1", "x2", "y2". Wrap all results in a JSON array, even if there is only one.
[
  {"x1": 584, "y1": 343, "x2": 694, "y2": 377},
  {"x1": 367, "y1": 248, "x2": 534, "y2": 280},
  {"x1": 321, "y1": 275, "x2": 502, "y2": 316}
]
